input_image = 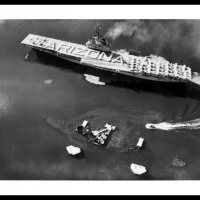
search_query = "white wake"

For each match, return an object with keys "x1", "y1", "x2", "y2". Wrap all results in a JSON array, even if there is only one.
[{"x1": 146, "y1": 118, "x2": 200, "y2": 131}]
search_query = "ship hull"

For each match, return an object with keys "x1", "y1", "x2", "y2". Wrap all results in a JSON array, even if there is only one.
[
  {"x1": 21, "y1": 34, "x2": 187, "y2": 83},
  {"x1": 37, "y1": 48, "x2": 178, "y2": 82}
]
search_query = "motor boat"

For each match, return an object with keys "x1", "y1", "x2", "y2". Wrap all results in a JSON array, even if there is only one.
[{"x1": 146, "y1": 124, "x2": 157, "y2": 129}]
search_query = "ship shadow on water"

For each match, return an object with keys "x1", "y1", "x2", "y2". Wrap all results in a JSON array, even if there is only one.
[
  {"x1": 138, "y1": 170, "x2": 152, "y2": 180},
  {"x1": 68, "y1": 150, "x2": 86, "y2": 159},
  {"x1": 24, "y1": 49, "x2": 200, "y2": 101}
]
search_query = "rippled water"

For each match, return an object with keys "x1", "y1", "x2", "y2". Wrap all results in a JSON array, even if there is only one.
[{"x1": 1, "y1": 19, "x2": 200, "y2": 180}]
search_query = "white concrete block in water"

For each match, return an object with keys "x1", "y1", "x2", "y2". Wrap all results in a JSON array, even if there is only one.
[
  {"x1": 130, "y1": 163, "x2": 146, "y2": 175},
  {"x1": 66, "y1": 145, "x2": 81, "y2": 155}
]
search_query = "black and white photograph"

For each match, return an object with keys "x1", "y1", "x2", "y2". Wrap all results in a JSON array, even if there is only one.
[{"x1": 0, "y1": 4, "x2": 200, "y2": 195}]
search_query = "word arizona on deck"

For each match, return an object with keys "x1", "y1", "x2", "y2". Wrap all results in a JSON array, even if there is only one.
[{"x1": 21, "y1": 32, "x2": 196, "y2": 84}]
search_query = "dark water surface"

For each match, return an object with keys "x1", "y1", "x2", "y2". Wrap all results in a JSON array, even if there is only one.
[{"x1": 1, "y1": 19, "x2": 200, "y2": 180}]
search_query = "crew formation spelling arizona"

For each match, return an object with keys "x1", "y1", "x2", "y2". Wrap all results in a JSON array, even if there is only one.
[{"x1": 21, "y1": 23, "x2": 200, "y2": 86}]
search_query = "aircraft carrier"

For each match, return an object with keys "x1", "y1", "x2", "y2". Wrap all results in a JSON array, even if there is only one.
[{"x1": 20, "y1": 24, "x2": 200, "y2": 86}]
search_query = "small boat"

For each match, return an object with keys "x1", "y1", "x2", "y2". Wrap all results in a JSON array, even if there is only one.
[
  {"x1": 145, "y1": 124, "x2": 157, "y2": 129},
  {"x1": 66, "y1": 145, "x2": 81, "y2": 155},
  {"x1": 130, "y1": 163, "x2": 147, "y2": 175}
]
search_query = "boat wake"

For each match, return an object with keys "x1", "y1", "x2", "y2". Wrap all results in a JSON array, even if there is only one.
[{"x1": 146, "y1": 118, "x2": 200, "y2": 131}]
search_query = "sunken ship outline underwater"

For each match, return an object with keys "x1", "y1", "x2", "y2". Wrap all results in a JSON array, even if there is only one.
[{"x1": 21, "y1": 23, "x2": 200, "y2": 86}]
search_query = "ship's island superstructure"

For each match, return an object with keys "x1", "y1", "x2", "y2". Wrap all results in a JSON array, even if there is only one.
[
  {"x1": 21, "y1": 23, "x2": 200, "y2": 85},
  {"x1": 86, "y1": 24, "x2": 112, "y2": 52}
]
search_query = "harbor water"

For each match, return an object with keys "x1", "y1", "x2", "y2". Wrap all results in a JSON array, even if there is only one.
[{"x1": 1, "y1": 19, "x2": 200, "y2": 180}]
